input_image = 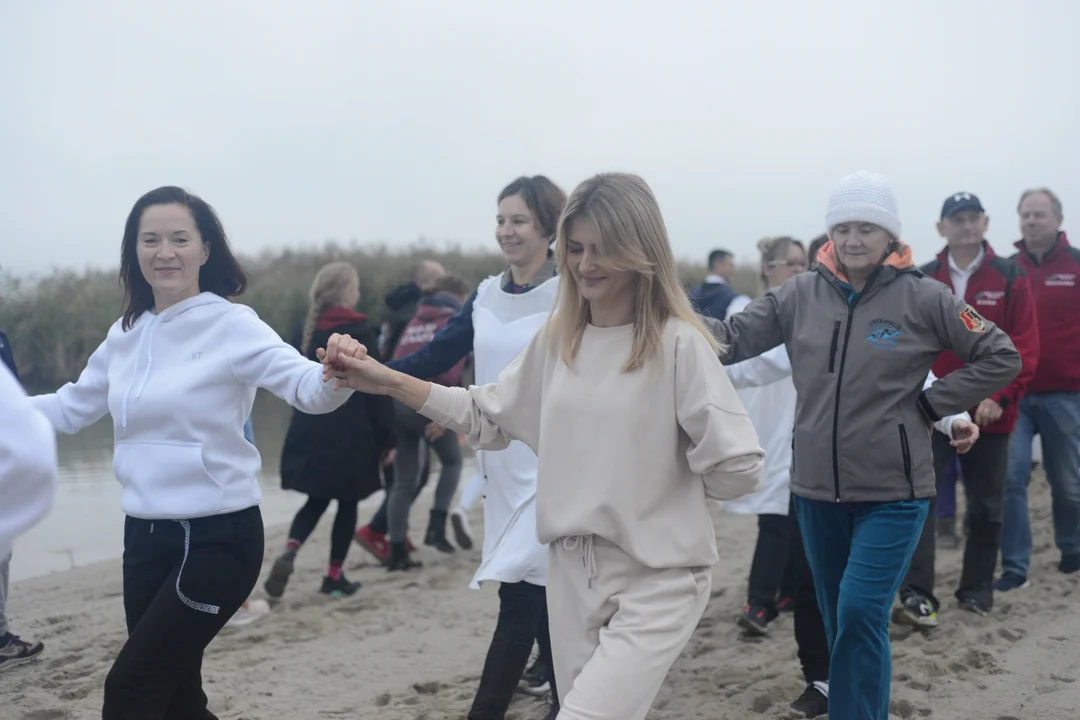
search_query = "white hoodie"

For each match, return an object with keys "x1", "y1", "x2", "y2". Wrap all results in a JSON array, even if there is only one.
[
  {"x1": 31, "y1": 293, "x2": 351, "y2": 520},
  {"x1": 0, "y1": 364, "x2": 58, "y2": 558}
]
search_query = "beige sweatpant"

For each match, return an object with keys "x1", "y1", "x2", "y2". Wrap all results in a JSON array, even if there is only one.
[{"x1": 548, "y1": 536, "x2": 711, "y2": 720}]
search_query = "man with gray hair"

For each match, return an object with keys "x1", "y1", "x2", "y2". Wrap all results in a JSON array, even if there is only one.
[{"x1": 998, "y1": 187, "x2": 1080, "y2": 590}]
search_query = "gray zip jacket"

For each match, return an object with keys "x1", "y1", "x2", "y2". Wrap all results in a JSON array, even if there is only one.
[{"x1": 711, "y1": 243, "x2": 1021, "y2": 503}]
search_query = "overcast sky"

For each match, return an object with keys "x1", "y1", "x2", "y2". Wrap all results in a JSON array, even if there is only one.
[{"x1": 2, "y1": 1, "x2": 1077, "y2": 277}]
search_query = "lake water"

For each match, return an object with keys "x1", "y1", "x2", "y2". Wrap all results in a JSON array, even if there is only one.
[{"x1": 9, "y1": 391, "x2": 468, "y2": 582}]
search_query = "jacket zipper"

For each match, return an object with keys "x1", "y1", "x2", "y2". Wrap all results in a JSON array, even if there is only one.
[
  {"x1": 830, "y1": 305, "x2": 856, "y2": 502},
  {"x1": 828, "y1": 321, "x2": 841, "y2": 373},
  {"x1": 899, "y1": 424, "x2": 915, "y2": 499}
]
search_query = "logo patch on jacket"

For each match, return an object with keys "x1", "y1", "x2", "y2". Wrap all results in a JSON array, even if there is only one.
[
  {"x1": 866, "y1": 319, "x2": 904, "y2": 349},
  {"x1": 959, "y1": 305, "x2": 988, "y2": 332},
  {"x1": 1045, "y1": 273, "x2": 1076, "y2": 287},
  {"x1": 974, "y1": 290, "x2": 1004, "y2": 306}
]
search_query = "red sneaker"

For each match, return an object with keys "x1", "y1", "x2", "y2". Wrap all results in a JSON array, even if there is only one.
[
  {"x1": 354, "y1": 525, "x2": 390, "y2": 564},
  {"x1": 405, "y1": 537, "x2": 417, "y2": 553}
]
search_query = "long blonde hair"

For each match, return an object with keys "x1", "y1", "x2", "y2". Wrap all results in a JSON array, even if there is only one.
[
  {"x1": 300, "y1": 262, "x2": 359, "y2": 354},
  {"x1": 549, "y1": 173, "x2": 721, "y2": 371}
]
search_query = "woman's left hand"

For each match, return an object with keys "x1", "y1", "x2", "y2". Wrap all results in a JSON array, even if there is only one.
[
  {"x1": 317, "y1": 334, "x2": 367, "y2": 385},
  {"x1": 950, "y1": 419, "x2": 980, "y2": 454}
]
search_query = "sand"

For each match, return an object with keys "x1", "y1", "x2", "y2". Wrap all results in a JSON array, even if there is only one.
[{"x1": 4, "y1": 470, "x2": 1079, "y2": 720}]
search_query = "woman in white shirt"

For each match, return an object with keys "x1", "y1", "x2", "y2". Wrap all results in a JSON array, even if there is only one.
[
  {"x1": 322, "y1": 173, "x2": 766, "y2": 720},
  {"x1": 31, "y1": 187, "x2": 353, "y2": 720}
]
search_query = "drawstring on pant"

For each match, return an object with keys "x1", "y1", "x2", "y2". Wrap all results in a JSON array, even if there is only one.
[{"x1": 562, "y1": 535, "x2": 596, "y2": 589}]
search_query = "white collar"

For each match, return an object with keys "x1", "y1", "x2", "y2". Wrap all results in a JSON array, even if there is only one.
[{"x1": 948, "y1": 245, "x2": 985, "y2": 275}]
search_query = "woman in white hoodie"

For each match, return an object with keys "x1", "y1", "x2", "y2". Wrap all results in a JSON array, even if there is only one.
[{"x1": 30, "y1": 187, "x2": 354, "y2": 720}]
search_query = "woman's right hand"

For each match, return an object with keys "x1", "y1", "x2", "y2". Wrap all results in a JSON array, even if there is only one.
[{"x1": 318, "y1": 336, "x2": 398, "y2": 395}]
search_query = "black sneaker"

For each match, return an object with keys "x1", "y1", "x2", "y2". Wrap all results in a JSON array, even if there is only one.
[
  {"x1": 1060, "y1": 552, "x2": 1080, "y2": 574},
  {"x1": 263, "y1": 551, "x2": 295, "y2": 599},
  {"x1": 957, "y1": 597, "x2": 990, "y2": 616},
  {"x1": 0, "y1": 633, "x2": 44, "y2": 671},
  {"x1": 790, "y1": 683, "x2": 828, "y2": 718},
  {"x1": 736, "y1": 602, "x2": 776, "y2": 636},
  {"x1": 518, "y1": 657, "x2": 551, "y2": 697},
  {"x1": 993, "y1": 573, "x2": 1030, "y2": 592},
  {"x1": 894, "y1": 593, "x2": 938, "y2": 629},
  {"x1": 320, "y1": 574, "x2": 362, "y2": 597}
]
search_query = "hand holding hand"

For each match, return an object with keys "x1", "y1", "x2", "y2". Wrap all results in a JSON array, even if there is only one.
[
  {"x1": 973, "y1": 398, "x2": 1004, "y2": 427},
  {"x1": 318, "y1": 336, "x2": 398, "y2": 395},
  {"x1": 950, "y1": 419, "x2": 980, "y2": 454}
]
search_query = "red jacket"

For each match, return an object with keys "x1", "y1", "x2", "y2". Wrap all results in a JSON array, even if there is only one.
[
  {"x1": 1011, "y1": 232, "x2": 1080, "y2": 393},
  {"x1": 920, "y1": 241, "x2": 1039, "y2": 434},
  {"x1": 392, "y1": 293, "x2": 468, "y2": 388}
]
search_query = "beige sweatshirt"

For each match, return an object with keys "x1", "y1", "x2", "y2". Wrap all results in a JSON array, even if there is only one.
[{"x1": 420, "y1": 317, "x2": 765, "y2": 569}]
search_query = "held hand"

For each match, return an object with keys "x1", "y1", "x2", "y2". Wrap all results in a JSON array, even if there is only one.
[
  {"x1": 950, "y1": 419, "x2": 980, "y2": 454},
  {"x1": 973, "y1": 398, "x2": 1004, "y2": 427},
  {"x1": 322, "y1": 352, "x2": 398, "y2": 394},
  {"x1": 317, "y1": 333, "x2": 367, "y2": 374},
  {"x1": 424, "y1": 422, "x2": 446, "y2": 441}
]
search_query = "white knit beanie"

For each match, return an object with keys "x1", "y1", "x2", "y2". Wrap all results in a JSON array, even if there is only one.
[{"x1": 824, "y1": 171, "x2": 903, "y2": 239}]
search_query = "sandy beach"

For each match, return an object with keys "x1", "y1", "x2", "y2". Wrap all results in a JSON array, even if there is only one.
[{"x1": 5, "y1": 470, "x2": 1078, "y2": 720}]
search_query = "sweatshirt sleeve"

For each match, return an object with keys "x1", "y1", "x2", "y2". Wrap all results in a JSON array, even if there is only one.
[
  {"x1": 992, "y1": 272, "x2": 1040, "y2": 409},
  {"x1": 0, "y1": 364, "x2": 58, "y2": 558},
  {"x1": 675, "y1": 328, "x2": 766, "y2": 501},
  {"x1": 226, "y1": 306, "x2": 353, "y2": 414},
  {"x1": 923, "y1": 371, "x2": 971, "y2": 436},
  {"x1": 918, "y1": 284, "x2": 1022, "y2": 422},
  {"x1": 726, "y1": 344, "x2": 791, "y2": 389},
  {"x1": 418, "y1": 327, "x2": 548, "y2": 454},
  {"x1": 30, "y1": 334, "x2": 112, "y2": 434}
]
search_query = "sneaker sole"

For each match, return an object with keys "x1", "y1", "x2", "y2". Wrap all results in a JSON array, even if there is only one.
[
  {"x1": 0, "y1": 652, "x2": 44, "y2": 672},
  {"x1": 736, "y1": 615, "x2": 770, "y2": 637},
  {"x1": 355, "y1": 536, "x2": 390, "y2": 566},
  {"x1": 891, "y1": 606, "x2": 938, "y2": 629},
  {"x1": 263, "y1": 556, "x2": 294, "y2": 599},
  {"x1": 994, "y1": 579, "x2": 1031, "y2": 592},
  {"x1": 517, "y1": 680, "x2": 551, "y2": 697},
  {"x1": 451, "y1": 512, "x2": 474, "y2": 550}
]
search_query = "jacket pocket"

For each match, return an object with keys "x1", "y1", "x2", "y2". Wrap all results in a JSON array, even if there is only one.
[
  {"x1": 898, "y1": 424, "x2": 914, "y2": 496},
  {"x1": 113, "y1": 441, "x2": 221, "y2": 518},
  {"x1": 828, "y1": 321, "x2": 841, "y2": 373}
]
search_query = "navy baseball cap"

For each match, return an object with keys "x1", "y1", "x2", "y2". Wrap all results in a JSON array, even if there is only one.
[{"x1": 941, "y1": 192, "x2": 985, "y2": 219}]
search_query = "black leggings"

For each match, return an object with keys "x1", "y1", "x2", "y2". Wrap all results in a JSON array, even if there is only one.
[
  {"x1": 469, "y1": 581, "x2": 556, "y2": 719},
  {"x1": 104, "y1": 506, "x2": 264, "y2": 719},
  {"x1": 747, "y1": 513, "x2": 791, "y2": 612},
  {"x1": 288, "y1": 497, "x2": 358, "y2": 563},
  {"x1": 788, "y1": 497, "x2": 830, "y2": 685}
]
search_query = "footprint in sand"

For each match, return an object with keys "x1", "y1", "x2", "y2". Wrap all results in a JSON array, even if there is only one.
[{"x1": 21, "y1": 711, "x2": 69, "y2": 720}]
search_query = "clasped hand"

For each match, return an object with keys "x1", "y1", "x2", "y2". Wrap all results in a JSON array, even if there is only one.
[{"x1": 316, "y1": 333, "x2": 395, "y2": 394}]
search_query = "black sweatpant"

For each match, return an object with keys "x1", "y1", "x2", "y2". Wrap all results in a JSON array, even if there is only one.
[
  {"x1": 288, "y1": 496, "x2": 358, "y2": 563},
  {"x1": 747, "y1": 513, "x2": 790, "y2": 612},
  {"x1": 901, "y1": 431, "x2": 1010, "y2": 610},
  {"x1": 103, "y1": 506, "x2": 264, "y2": 719},
  {"x1": 469, "y1": 581, "x2": 557, "y2": 720},
  {"x1": 788, "y1": 497, "x2": 830, "y2": 684}
]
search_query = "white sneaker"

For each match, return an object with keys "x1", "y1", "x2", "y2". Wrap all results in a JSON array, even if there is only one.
[
  {"x1": 226, "y1": 599, "x2": 270, "y2": 628},
  {"x1": 450, "y1": 508, "x2": 474, "y2": 550}
]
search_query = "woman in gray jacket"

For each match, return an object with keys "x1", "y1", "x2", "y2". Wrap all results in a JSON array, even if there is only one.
[{"x1": 711, "y1": 171, "x2": 1021, "y2": 720}]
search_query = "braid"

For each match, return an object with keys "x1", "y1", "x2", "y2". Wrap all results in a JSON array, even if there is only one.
[{"x1": 299, "y1": 302, "x2": 325, "y2": 358}]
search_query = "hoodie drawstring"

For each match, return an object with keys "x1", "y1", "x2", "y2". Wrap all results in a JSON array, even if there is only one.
[{"x1": 562, "y1": 535, "x2": 596, "y2": 589}]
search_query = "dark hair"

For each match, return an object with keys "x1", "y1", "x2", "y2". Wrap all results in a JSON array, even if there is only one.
[
  {"x1": 432, "y1": 273, "x2": 470, "y2": 299},
  {"x1": 120, "y1": 186, "x2": 248, "y2": 330},
  {"x1": 497, "y1": 176, "x2": 567, "y2": 243},
  {"x1": 707, "y1": 249, "x2": 733, "y2": 268},
  {"x1": 807, "y1": 234, "x2": 828, "y2": 269}
]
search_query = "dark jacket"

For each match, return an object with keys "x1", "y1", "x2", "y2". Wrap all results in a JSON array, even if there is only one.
[
  {"x1": 713, "y1": 240, "x2": 1021, "y2": 504},
  {"x1": 921, "y1": 241, "x2": 1039, "y2": 433},
  {"x1": 689, "y1": 281, "x2": 739, "y2": 321},
  {"x1": 383, "y1": 282, "x2": 422, "y2": 357},
  {"x1": 279, "y1": 308, "x2": 395, "y2": 501},
  {"x1": 391, "y1": 292, "x2": 468, "y2": 387},
  {"x1": 1011, "y1": 232, "x2": 1080, "y2": 393},
  {"x1": 0, "y1": 330, "x2": 16, "y2": 379}
]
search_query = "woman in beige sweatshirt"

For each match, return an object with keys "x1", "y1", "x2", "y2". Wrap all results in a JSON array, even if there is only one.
[{"x1": 322, "y1": 173, "x2": 765, "y2": 720}]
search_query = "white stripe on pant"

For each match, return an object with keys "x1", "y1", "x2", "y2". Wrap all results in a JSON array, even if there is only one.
[{"x1": 548, "y1": 535, "x2": 711, "y2": 720}]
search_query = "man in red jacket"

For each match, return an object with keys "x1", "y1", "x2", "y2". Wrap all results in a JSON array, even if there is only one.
[
  {"x1": 998, "y1": 188, "x2": 1080, "y2": 590},
  {"x1": 896, "y1": 192, "x2": 1039, "y2": 625}
]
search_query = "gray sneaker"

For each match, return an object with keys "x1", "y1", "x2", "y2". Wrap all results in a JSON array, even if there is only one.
[{"x1": 0, "y1": 633, "x2": 44, "y2": 671}]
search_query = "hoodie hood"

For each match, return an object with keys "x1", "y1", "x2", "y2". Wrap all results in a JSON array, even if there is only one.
[
  {"x1": 415, "y1": 292, "x2": 463, "y2": 320},
  {"x1": 816, "y1": 239, "x2": 915, "y2": 285},
  {"x1": 316, "y1": 306, "x2": 368, "y2": 331}
]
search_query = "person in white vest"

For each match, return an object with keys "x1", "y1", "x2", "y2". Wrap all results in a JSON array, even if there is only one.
[
  {"x1": 324, "y1": 172, "x2": 768, "y2": 720},
  {"x1": 383, "y1": 176, "x2": 566, "y2": 719}
]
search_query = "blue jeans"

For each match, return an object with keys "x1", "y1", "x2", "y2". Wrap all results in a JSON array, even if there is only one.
[
  {"x1": 1001, "y1": 392, "x2": 1080, "y2": 577},
  {"x1": 794, "y1": 496, "x2": 930, "y2": 720}
]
